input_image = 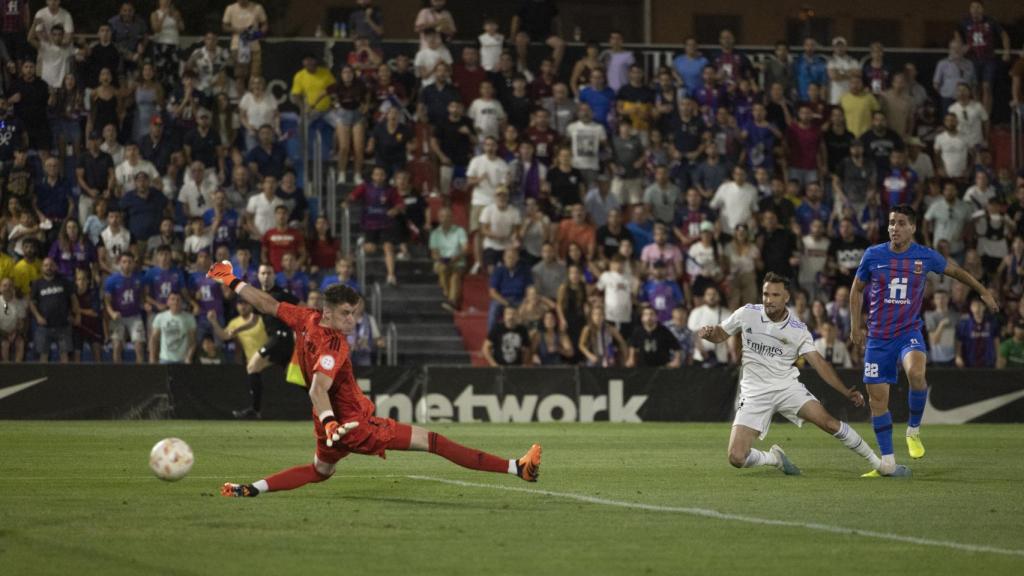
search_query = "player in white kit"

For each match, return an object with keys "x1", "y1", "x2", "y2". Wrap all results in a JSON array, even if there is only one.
[{"x1": 697, "y1": 272, "x2": 909, "y2": 476}]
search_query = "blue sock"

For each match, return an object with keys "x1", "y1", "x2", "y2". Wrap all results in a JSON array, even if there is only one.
[
  {"x1": 872, "y1": 412, "x2": 894, "y2": 456},
  {"x1": 908, "y1": 389, "x2": 928, "y2": 428}
]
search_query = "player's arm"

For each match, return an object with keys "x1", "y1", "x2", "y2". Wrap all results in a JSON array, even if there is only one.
[
  {"x1": 944, "y1": 259, "x2": 999, "y2": 312},
  {"x1": 696, "y1": 325, "x2": 730, "y2": 344},
  {"x1": 802, "y1": 350, "x2": 864, "y2": 407},
  {"x1": 309, "y1": 372, "x2": 358, "y2": 447},
  {"x1": 206, "y1": 260, "x2": 280, "y2": 316},
  {"x1": 849, "y1": 276, "x2": 866, "y2": 349}
]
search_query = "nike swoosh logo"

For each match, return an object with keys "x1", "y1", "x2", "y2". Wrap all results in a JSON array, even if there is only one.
[
  {"x1": 875, "y1": 264, "x2": 889, "y2": 269},
  {"x1": 0, "y1": 377, "x2": 48, "y2": 401},
  {"x1": 923, "y1": 388, "x2": 1024, "y2": 424}
]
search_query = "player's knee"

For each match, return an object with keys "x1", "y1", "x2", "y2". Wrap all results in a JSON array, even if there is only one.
[
  {"x1": 313, "y1": 459, "x2": 335, "y2": 479},
  {"x1": 906, "y1": 366, "x2": 926, "y2": 386}
]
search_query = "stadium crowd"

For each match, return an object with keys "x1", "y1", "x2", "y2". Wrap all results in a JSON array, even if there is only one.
[{"x1": 0, "y1": 0, "x2": 1023, "y2": 371}]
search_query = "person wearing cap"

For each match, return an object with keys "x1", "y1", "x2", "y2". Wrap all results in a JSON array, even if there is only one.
[
  {"x1": 76, "y1": 130, "x2": 115, "y2": 226},
  {"x1": 138, "y1": 114, "x2": 174, "y2": 174},
  {"x1": 826, "y1": 36, "x2": 859, "y2": 105}
]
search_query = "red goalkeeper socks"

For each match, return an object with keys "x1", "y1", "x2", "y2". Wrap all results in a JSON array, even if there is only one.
[
  {"x1": 263, "y1": 464, "x2": 331, "y2": 492},
  {"x1": 428, "y1": 432, "x2": 510, "y2": 474}
]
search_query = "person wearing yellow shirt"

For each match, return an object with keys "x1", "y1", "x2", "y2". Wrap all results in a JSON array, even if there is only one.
[
  {"x1": 839, "y1": 75, "x2": 880, "y2": 138},
  {"x1": 209, "y1": 300, "x2": 269, "y2": 419},
  {"x1": 12, "y1": 239, "x2": 42, "y2": 297},
  {"x1": 0, "y1": 249, "x2": 14, "y2": 283},
  {"x1": 291, "y1": 53, "x2": 336, "y2": 170}
]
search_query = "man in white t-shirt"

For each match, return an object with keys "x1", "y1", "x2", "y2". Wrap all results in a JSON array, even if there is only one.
[
  {"x1": 467, "y1": 81, "x2": 506, "y2": 140},
  {"x1": 798, "y1": 219, "x2": 830, "y2": 300},
  {"x1": 0, "y1": 278, "x2": 27, "y2": 361},
  {"x1": 947, "y1": 82, "x2": 988, "y2": 149},
  {"x1": 478, "y1": 189, "x2": 522, "y2": 271},
  {"x1": 687, "y1": 286, "x2": 731, "y2": 366},
  {"x1": 566, "y1": 103, "x2": 607, "y2": 182},
  {"x1": 98, "y1": 210, "x2": 132, "y2": 275},
  {"x1": 933, "y1": 113, "x2": 970, "y2": 179},
  {"x1": 414, "y1": 30, "x2": 453, "y2": 87},
  {"x1": 710, "y1": 165, "x2": 758, "y2": 233},
  {"x1": 695, "y1": 272, "x2": 905, "y2": 477},
  {"x1": 33, "y1": 0, "x2": 74, "y2": 36},
  {"x1": 826, "y1": 36, "x2": 860, "y2": 105},
  {"x1": 177, "y1": 161, "x2": 220, "y2": 218},
  {"x1": 596, "y1": 255, "x2": 635, "y2": 335},
  {"x1": 28, "y1": 23, "x2": 73, "y2": 89},
  {"x1": 245, "y1": 175, "x2": 284, "y2": 237},
  {"x1": 115, "y1": 144, "x2": 160, "y2": 194},
  {"x1": 466, "y1": 136, "x2": 510, "y2": 273}
]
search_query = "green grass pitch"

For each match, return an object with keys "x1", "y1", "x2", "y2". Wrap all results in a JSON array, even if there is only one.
[{"x1": 1, "y1": 421, "x2": 1023, "y2": 575}]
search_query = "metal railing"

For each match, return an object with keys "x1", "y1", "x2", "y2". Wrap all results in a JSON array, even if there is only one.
[
  {"x1": 370, "y1": 282, "x2": 382, "y2": 330},
  {"x1": 300, "y1": 111, "x2": 310, "y2": 193},
  {"x1": 1013, "y1": 105, "x2": 1022, "y2": 174},
  {"x1": 386, "y1": 322, "x2": 398, "y2": 366},
  {"x1": 339, "y1": 203, "x2": 351, "y2": 258},
  {"x1": 312, "y1": 131, "x2": 324, "y2": 200},
  {"x1": 356, "y1": 238, "x2": 366, "y2": 292}
]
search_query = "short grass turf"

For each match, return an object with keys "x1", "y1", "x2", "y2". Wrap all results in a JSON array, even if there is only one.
[{"x1": 1, "y1": 422, "x2": 1023, "y2": 576}]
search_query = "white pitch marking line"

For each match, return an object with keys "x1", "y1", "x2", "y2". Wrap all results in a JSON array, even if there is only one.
[
  {"x1": 0, "y1": 474, "x2": 406, "y2": 481},
  {"x1": 407, "y1": 475, "x2": 1024, "y2": 558}
]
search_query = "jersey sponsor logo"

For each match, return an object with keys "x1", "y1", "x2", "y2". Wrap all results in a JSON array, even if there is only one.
[
  {"x1": 743, "y1": 337, "x2": 784, "y2": 358},
  {"x1": 913, "y1": 260, "x2": 923, "y2": 274},
  {"x1": 319, "y1": 355, "x2": 336, "y2": 370},
  {"x1": 886, "y1": 277, "x2": 910, "y2": 304}
]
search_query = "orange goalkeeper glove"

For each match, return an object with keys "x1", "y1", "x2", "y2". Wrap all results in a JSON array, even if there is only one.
[
  {"x1": 207, "y1": 260, "x2": 239, "y2": 288},
  {"x1": 324, "y1": 420, "x2": 360, "y2": 448}
]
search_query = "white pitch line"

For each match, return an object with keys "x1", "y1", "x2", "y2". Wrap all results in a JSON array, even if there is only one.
[
  {"x1": 0, "y1": 474, "x2": 406, "y2": 481},
  {"x1": 407, "y1": 475, "x2": 1024, "y2": 559}
]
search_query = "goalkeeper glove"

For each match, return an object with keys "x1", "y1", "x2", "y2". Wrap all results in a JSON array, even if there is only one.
[
  {"x1": 324, "y1": 420, "x2": 359, "y2": 448},
  {"x1": 207, "y1": 260, "x2": 240, "y2": 288}
]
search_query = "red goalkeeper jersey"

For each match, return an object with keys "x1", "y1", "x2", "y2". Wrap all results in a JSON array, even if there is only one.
[{"x1": 276, "y1": 302, "x2": 375, "y2": 421}]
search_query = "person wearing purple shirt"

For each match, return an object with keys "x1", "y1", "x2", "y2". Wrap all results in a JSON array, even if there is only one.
[
  {"x1": 188, "y1": 251, "x2": 226, "y2": 341},
  {"x1": 143, "y1": 245, "x2": 187, "y2": 314},
  {"x1": 48, "y1": 219, "x2": 97, "y2": 280},
  {"x1": 103, "y1": 252, "x2": 147, "y2": 363},
  {"x1": 230, "y1": 246, "x2": 260, "y2": 285},
  {"x1": 693, "y1": 66, "x2": 726, "y2": 114},
  {"x1": 203, "y1": 189, "x2": 241, "y2": 251},
  {"x1": 850, "y1": 204, "x2": 998, "y2": 475},
  {"x1": 955, "y1": 298, "x2": 1000, "y2": 368},
  {"x1": 274, "y1": 251, "x2": 310, "y2": 302},
  {"x1": 741, "y1": 103, "x2": 781, "y2": 172},
  {"x1": 794, "y1": 182, "x2": 832, "y2": 235},
  {"x1": 640, "y1": 262, "x2": 684, "y2": 323}
]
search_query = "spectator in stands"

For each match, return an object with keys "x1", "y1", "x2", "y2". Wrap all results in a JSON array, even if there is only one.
[
  {"x1": 674, "y1": 187, "x2": 713, "y2": 248},
  {"x1": 104, "y1": 252, "x2": 146, "y2": 363},
  {"x1": 834, "y1": 140, "x2": 876, "y2": 213},
  {"x1": 114, "y1": 144, "x2": 159, "y2": 195},
  {"x1": 290, "y1": 53, "x2": 335, "y2": 161},
  {"x1": 245, "y1": 125, "x2": 289, "y2": 180},
  {"x1": 479, "y1": 188, "x2": 522, "y2": 273},
  {"x1": 861, "y1": 111, "x2": 903, "y2": 179},
  {"x1": 626, "y1": 204, "x2": 655, "y2": 252},
  {"x1": 120, "y1": 172, "x2": 168, "y2": 245},
  {"x1": 798, "y1": 219, "x2": 830, "y2": 300},
  {"x1": 349, "y1": 0, "x2": 383, "y2": 47},
  {"x1": 786, "y1": 104, "x2": 823, "y2": 187},
  {"x1": 30, "y1": 256, "x2": 75, "y2": 363},
  {"x1": 347, "y1": 165, "x2": 401, "y2": 285},
  {"x1": 956, "y1": 297, "x2": 1000, "y2": 368},
  {"x1": 49, "y1": 219, "x2": 96, "y2": 282},
  {"x1": 222, "y1": 0, "x2": 268, "y2": 90},
  {"x1": 640, "y1": 260, "x2": 684, "y2": 323},
  {"x1": 579, "y1": 303, "x2": 626, "y2": 367},
  {"x1": 724, "y1": 223, "x2": 760, "y2": 309},
  {"x1": 542, "y1": 82, "x2": 577, "y2": 137},
  {"x1": 238, "y1": 76, "x2": 278, "y2": 153},
  {"x1": 610, "y1": 119, "x2": 645, "y2": 206},
  {"x1": 467, "y1": 80, "x2": 505, "y2": 141},
  {"x1": 934, "y1": 39, "x2": 975, "y2": 114},
  {"x1": 178, "y1": 161, "x2": 217, "y2": 219},
  {"x1": 431, "y1": 100, "x2": 474, "y2": 196},
  {"x1": 368, "y1": 107, "x2": 412, "y2": 177},
  {"x1": 28, "y1": 22, "x2": 72, "y2": 91},
  {"x1": 640, "y1": 223, "x2": 684, "y2": 280},
  {"x1": 924, "y1": 180, "x2": 973, "y2": 259},
  {"x1": 0, "y1": 277, "x2": 27, "y2": 362},
  {"x1": 414, "y1": 0, "x2": 456, "y2": 47},
  {"x1": 672, "y1": 38, "x2": 706, "y2": 97},
  {"x1": 245, "y1": 174, "x2": 284, "y2": 239},
  {"x1": 688, "y1": 286, "x2": 731, "y2": 366},
  {"x1": 710, "y1": 165, "x2": 758, "y2": 236},
  {"x1": 796, "y1": 182, "x2": 831, "y2": 235},
  {"x1": 757, "y1": 209, "x2": 799, "y2": 284},
  {"x1": 144, "y1": 217, "x2": 181, "y2": 262},
  {"x1": 488, "y1": 247, "x2": 532, "y2": 330},
  {"x1": 482, "y1": 306, "x2": 529, "y2": 366},
  {"x1": 627, "y1": 304, "x2": 682, "y2": 368},
  {"x1": 547, "y1": 146, "x2": 584, "y2": 216},
  {"x1": 556, "y1": 203, "x2": 595, "y2": 261},
  {"x1": 429, "y1": 206, "x2": 468, "y2": 312},
  {"x1": 306, "y1": 216, "x2": 338, "y2": 280},
  {"x1": 925, "y1": 289, "x2": 959, "y2": 365},
  {"x1": 274, "y1": 251, "x2": 309, "y2": 302},
  {"x1": 583, "y1": 175, "x2": 620, "y2": 230},
  {"x1": 143, "y1": 244, "x2": 185, "y2": 320},
  {"x1": 812, "y1": 320, "x2": 852, "y2": 368},
  {"x1": 906, "y1": 137, "x2": 935, "y2": 181},
  {"x1": 12, "y1": 239, "x2": 41, "y2": 297},
  {"x1": 839, "y1": 75, "x2": 878, "y2": 138},
  {"x1": 934, "y1": 113, "x2": 971, "y2": 181},
  {"x1": 76, "y1": 132, "x2": 115, "y2": 225},
  {"x1": 35, "y1": 157, "x2": 74, "y2": 238},
  {"x1": 997, "y1": 324, "x2": 1024, "y2": 368},
  {"x1": 320, "y1": 256, "x2": 359, "y2": 293},
  {"x1": 948, "y1": 82, "x2": 988, "y2": 150},
  {"x1": 528, "y1": 309, "x2": 571, "y2": 365},
  {"x1": 973, "y1": 197, "x2": 1009, "y2": 279},
  {"x1": 529, "y1": 241, "x2": 566, "y2": 308},
  {"x1": 415, "y1": 29, "x2": 453, "y2": 89},
  {"x1": 793, "y1": 37, "x2": 827, "y2": 102},
  {"x1": 955, "y1": 0, "x2": 1010, "y2": 115},
  {"x1": 578, "y1": 69, "x2": 615, "y2": 132},
  {"x1": 149, "y1": 291, "x2": 196, "y2": 365},
  {"x1": 261, "y1": 205, "x2": 305, "y2": 271},
  {"x1": 596, "y1": 254, "x2": 634, "y2": 335},
  {"x1": 825, "y1": 36, "x2": 857, "y2": 105}
]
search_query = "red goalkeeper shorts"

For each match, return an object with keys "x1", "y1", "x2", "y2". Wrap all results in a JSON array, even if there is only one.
[{"x1": 312, "y1": 413, "x2": 409, "y2": 464}]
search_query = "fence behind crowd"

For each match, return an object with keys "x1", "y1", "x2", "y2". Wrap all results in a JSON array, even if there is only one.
[{"x1": 2, "y1": 364, "x2": 1022, "y2": 424}]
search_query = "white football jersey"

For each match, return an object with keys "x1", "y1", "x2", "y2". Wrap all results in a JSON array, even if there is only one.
[{"x1": 720, "y1": 304, "x2": 815, "y2": 394}]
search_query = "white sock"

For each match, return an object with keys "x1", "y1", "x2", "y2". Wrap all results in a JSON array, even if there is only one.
[
  {"x1": 253, "y1": 479, "x2": 269, "y2": 493},
  {"x1": 906, "y1": 426, "x2": 920, "y2": 437},
  {"x1": 881, "y1": 454, "x2": 896, "y2": 467},
  {"x1": 507, "y1": 459, "x2": 517, "y2": 475},
  {"x1": 743, "y1": 448, "x2": 778, "y2": 468},
  {"x1": 834, "y1": 421, "x2": 881, "y2": 469}
]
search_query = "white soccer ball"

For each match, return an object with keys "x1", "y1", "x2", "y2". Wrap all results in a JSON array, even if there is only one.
[{"x1": 149, "y1": 438, "x2": 194, "y2": 481}]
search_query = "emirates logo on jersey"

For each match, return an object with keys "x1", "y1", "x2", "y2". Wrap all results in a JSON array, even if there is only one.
[{"x1": 319, "y1": 355, "x2": 336, "y2": 370}]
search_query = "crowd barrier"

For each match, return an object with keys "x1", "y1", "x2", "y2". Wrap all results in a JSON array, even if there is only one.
[{"x1": 1, "y1": 365, "x2": 1022, "y2": 424}]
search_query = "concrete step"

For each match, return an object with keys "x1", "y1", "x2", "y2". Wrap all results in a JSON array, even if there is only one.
[
  {"x1": 396, "y1": 323, "x2": 461, "y2": 338},
  {"x1": 399, "y1": 351, "x2": 470, "y2": 365}
]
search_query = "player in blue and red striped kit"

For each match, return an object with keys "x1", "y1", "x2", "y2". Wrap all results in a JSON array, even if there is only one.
[{"x1": 850, "y1": 204, "x2": 998, "y2": 477}]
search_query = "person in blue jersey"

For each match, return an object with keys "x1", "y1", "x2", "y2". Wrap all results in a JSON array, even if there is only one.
[
  {"x1": 143, "y1": 244, "x2": 188, "y2": 323},
  {"x1": 103, "y1": 252, "x2": 148, "y2": 364},
  {"x1": 850, "y1": 204, "x2": 998, "y2": 476}
]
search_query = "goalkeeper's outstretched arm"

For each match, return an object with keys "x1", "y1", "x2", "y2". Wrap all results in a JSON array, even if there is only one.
[{"x1": 207, "y1": 260, "x2": 280, "y2": 316}]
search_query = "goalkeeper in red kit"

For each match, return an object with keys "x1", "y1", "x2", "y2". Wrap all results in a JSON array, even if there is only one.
[{"x1": 207, "y1": 261, "x2": 542, "y2": 497}]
